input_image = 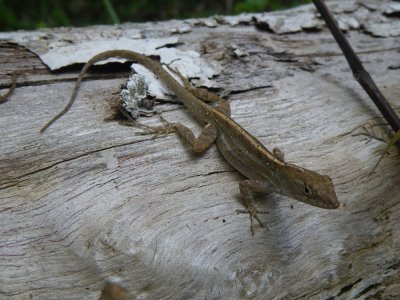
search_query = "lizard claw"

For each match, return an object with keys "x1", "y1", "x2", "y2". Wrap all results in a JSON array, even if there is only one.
[
  {"x1": 124, "y1": 114, "x2": 176, "y2": 139},
  {"x1": 151, "y1": 115, "x2": 176, "y2": 138},
  {"x1": 236, "y1": 208, "x2": 268, "y2": 236}
]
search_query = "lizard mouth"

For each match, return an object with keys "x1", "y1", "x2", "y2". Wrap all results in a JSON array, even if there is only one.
[
  {"x1": 302, "y1": 196, "x2": 340, "y2": 209},
  {"x1": 331, "y1": 200, "x2": 340, "y2": 209},
  {"x1": 320, "y1": 199, "x2": 340, "y2": 209}
]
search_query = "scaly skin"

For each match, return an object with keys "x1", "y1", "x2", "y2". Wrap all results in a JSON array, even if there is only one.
[{"x1": 42, "y1": 50, "x2": 340, "y2": 235}]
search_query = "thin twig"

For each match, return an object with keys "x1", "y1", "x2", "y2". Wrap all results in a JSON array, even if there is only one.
[
  {"x1": 312, "y1": 0, "x2": 400, "y2": 142},
  {"x1": 0, "y1": 73, "x2": 17, "y2": 104}
]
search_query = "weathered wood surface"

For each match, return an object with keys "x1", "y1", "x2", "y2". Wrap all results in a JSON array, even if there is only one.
[{"x1": 1, "y1": 1, "x2": 400, "y2": 299}]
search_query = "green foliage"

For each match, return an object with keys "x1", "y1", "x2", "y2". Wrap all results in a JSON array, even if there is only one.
[
  {"x1": 234, "y1": 0, "x2": 269, "y2": 13},
  {"x1": 233, "y1": 0, "x2": 312, "y2": 13},
  {"x1": 102, "y1": 0, "x2": 120, "y2": 24},
  {"x1": 0, "y1": 0, "x2": 313, "y2": 31}
]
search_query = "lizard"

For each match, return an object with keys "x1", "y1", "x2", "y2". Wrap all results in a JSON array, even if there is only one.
[{"x1": 41, "y1": 50, "x2": 340, "y2": 234}]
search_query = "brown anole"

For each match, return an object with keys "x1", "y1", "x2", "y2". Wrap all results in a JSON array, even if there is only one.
[{"x1": 41, "y1": 50, "x2": 340, "y2": 234}]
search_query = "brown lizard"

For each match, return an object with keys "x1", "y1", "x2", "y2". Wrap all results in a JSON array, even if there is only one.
[{"x1": 41, "y1": 50, "x2": 340, "y2": 234}]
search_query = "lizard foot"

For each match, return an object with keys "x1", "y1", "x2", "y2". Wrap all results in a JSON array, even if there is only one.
[
  {"x1": 124, "y1": 115, "x2": 176, "y2": 139},
  {"x1": 142, "y1": 115, "x2": 176, "y2": 139},
  {"x1": 236, "y1": 207, "x2": 268, "y2": 236}
]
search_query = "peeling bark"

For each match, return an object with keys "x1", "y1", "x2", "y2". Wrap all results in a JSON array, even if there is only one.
[{"x1": 1, "y1": 1, "x2": 400, "y2": 299}]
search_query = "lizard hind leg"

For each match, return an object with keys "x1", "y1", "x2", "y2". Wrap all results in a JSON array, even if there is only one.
[{"x1": 237, "y1": 180, "x2": 276, "y2": 235}]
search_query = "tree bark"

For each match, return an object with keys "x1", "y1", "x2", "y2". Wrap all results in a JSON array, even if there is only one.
[{"x1": 1, "y1": 1, "x2": 399, "y2": 299}]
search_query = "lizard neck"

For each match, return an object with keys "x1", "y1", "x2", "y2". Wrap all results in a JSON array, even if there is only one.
[{"x1": 116, "y1": 50, "x2": 211, "y2": 122}]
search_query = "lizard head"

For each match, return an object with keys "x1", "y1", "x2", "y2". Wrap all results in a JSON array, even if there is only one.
[{"x1": 277, "y1": 165, "x2": 340, "y2": 209}]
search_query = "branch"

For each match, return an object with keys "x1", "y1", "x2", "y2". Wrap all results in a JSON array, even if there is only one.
[{"x1": 312, "y1": 0, "x2": 400, "y2": 144}]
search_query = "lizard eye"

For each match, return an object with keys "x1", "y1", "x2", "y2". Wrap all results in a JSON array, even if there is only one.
[{"x1": 304, "y1": 184, "x2": 313, "y2": 196}]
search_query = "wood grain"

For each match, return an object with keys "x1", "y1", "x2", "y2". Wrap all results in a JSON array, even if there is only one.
[{"x1": 1, "y1": 1, "x2": 400, "y2": 299}]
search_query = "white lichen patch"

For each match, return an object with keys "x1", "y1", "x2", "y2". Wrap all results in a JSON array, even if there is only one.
[
  {"x1": 120, "y1": 46, "x2": 222, "y2": 118},
  {"x1": 119, "y1": 73, "x2": 152, "y2": 120}
]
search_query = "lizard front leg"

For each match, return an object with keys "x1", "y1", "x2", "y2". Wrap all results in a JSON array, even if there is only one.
[
  {"x1": 172, "y1": 122, "x2": 218, "y2": 153},
  {"x1": 132, "y1": 115, "x2": 218, "y2": 153},
  {"x1": 237, "y1": 180, "x2": 276, "y2": 235},
  {"x1": 273, "y1": 147, "x2": 285, "y2": 161}
]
